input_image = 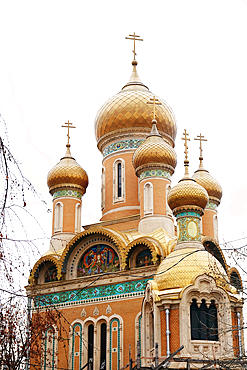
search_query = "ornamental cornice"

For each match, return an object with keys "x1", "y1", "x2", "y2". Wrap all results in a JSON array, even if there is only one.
[
  {"x1": 173, "y1": 205, "x2": 204, "y2": 217},
  {"x1": 136, "y1": 163, "x2": 174, "y2": 178}
]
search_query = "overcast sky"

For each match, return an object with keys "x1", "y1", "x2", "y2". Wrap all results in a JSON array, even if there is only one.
[{"x1": 1, "y1": 0, "x2": 247, "y2": 262}]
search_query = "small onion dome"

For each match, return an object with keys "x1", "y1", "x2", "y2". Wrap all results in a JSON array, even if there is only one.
[
  {"x1": 154, "y1": 248, "x2": 228, "y2": 291},
  {"x1": 192, "y1": 160, "x2": 222, "y2": 206},
  {"x1": 95, "y1": 60, "x2": 177, "y2": 152},
  {"x1": 167, "y1": 172, "x2": 208, "y2": 216},
  {"x1": 132, "y1": 120, "x2": 177, "y2": 176},
  {"x1": 47, "y1": 145, "x2": 88, "y2": 195}
]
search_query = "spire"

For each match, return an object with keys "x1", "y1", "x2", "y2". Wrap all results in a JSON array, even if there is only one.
[
  {"x1": 181, "y1": 129, "x2": 190, "y2": 179},
  {"x1": 194, "y1": 133, "x2": 207, "y2": 170},
  {"x1": 62, "y1": 120, "x2": 75, "y2": 159}
]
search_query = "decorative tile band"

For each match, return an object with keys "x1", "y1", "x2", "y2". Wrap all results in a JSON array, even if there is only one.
[
  {"x1": 176, "y1": 211, "x2": 201, "y2": 218},
  {"x1": 177, "y1": 216, "x2": 201, "y2": 243},
  {"x1": 53, "y1": 190, "x2": 82, "y2": 199},
  {"x1": 103, "y1": 139, "x2": 144, "y2": 157},
  {"x1": 206, "y1": 202, "x2": 217, "y2": 210},
  {"x1": 140, "y1": 169, "x2": 171, "y2": 180},
  {"x1": 35, "y1": 278, "x2": 150, "y2": 308}
]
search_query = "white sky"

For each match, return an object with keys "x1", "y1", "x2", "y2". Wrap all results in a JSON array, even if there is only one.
[{"x1": 1, "y1": 0, "x2": 247, "y2": 262}]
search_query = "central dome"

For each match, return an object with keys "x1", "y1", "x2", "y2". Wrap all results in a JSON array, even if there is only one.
[{"x1": 95, "y1": 61, "x2": 177, "y2": 152}]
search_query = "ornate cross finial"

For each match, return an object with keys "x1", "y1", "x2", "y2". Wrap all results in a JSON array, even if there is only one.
[
  {"x1": 62, "y1": 120, "x2": 75, "y2": 147},
  {"x1": 147, "y1": 96, "x2": 162, "y2": 121},
  {"x1": 125, "y1": 32, "x2": 143, "y2": 60},
  {"x1": 182, "y1": 129, "x2": 190, "y2": 161},
  {"x1": 194, "y1": 133, "x2": 207, "y2": 158}
]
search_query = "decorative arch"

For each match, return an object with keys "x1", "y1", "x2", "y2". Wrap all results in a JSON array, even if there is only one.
[
  {"x1": 180, "y1": 274, "x2": 234, "y2": 359},
  {"x1": 42, "y1": 326, "x2": 58, "y2": 370},
  {"x1": 144, "y1": 182, "x2": 153, "y2": 215},
  {"x1": 228, "y1": 267, "x2": 243, "y2": 292},
  {"x1": 75, "y1": 203, "x2": 81, "y2": 233},
  {"x1": 123, "y1": 237, "x2": 161, "y2": 269},
  {"x1": 60, "y1": 227, "x2": 126, "y2": 276},
  {"x1": 29, "y1": 255, "x2": 61, "y2": 285},
  {"x1": 54, "y1": 201, "x2": 63, "y2": 232},
  {"x1": 202, "y1": 237, "x2": 228, "y2": 273}
]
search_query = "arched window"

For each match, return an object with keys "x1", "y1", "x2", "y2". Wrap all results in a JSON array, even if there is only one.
[
  {"x1": 100, "y1": 323, "x2": 107, "y2": 370},
  {"x1": 113, "y1": 159, "x2": 125, "y2": 203},
  {"x1": 54, "y1": 202, "x2": 63, "y2": 232},
  {"x1": 166, "y1": 184, "x2": 172, "y2": 216},
  {"x1": 213, "y1": 214, "x2": 218, "y2": 240},
  {"x1": 71, "y1": 323, "x2": 83, "y2": 370},
  {"x1": 101, "y1": 167, "x2": 106, "y2": 210},
  {"x1": 43, "y1": 327, "x2": 57, "y2": 370},
  {"x1": 144, "y1": 182, "x2": 153, "y2": 215},
  {"x1": 190, "y1": 299, "x2": 218, "y2": 341},
  {"x1": 126, "y1": 244, "x2": 154, "y2": 269},
  {"x1": 75, "y1": 203, "x2": 81, "y2": 233},
  {"x1": 88, "y1": 324, "x2": 94, "y2": 366}
]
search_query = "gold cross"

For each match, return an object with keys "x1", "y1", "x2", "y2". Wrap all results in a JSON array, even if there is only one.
[
  {"x1": 194, "y1": 133, "x2": 207, "y2": 158},
  {"x1": 62, "y1": 120, "x2": 75, "y2": 146},
  {"x1": 125, "y1": 32, "x2": 143, "y2": 60},
  {"x1": 182, "y1": 129, "x2": 190, "y2": 161},
  {"x1": 147, "y1": 96, "x2": 162, "y2": 120}
]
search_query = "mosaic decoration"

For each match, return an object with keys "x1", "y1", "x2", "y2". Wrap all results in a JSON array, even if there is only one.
[
  {"x1": 176, "y1": 216, "x2": 201, "y2": 243},
  {"x1": 136, "y1": 250, "x2": 153, "y2": 267},
  {"x1": 44, "y1": 266, "x2": 58, "y2": 283},
  {"x1": 140, "y1": 169, "x2": 171, "y2": 180},
  {"x1": 71, "y1": 323, "x2": 83, "y2": 370},
  {"x1": 103, "y1": 139, "x2": 144, "y2": 157},
  {"x1": 35, "y1": 278, "x2": 150, "y2": 308},
  {"x1": 109, "y1": 318, "x2": 120, "y2": 370},
  {"x1": 77, "y1": 244, "x2": 120, "y2": 277},
  {"x1": 53, "y1": 190, "x2": 82, "y2": 199},
  {"x1": 206, "y1": 202, "x2": 217, "y2": 210}
]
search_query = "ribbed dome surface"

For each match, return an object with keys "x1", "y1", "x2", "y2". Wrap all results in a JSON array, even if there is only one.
[
  {"x1": 193, "y1": 166, "x2": 222, "y2": 204},
  {"x1": 47, "y1": 147, "x2": 88, "y2": 194},
  {"x1": 168, "y1": 178, "x2": 208, "y2": 211},
  {"x1": 95, "y1": 63, "x2": 177, "y2": 149},
  {"x1": 155, "y1": 248, "x2": 228, "y2": 290},
  {"x1": 132, "y1": 128, "x2": 177, "y2": 171}
]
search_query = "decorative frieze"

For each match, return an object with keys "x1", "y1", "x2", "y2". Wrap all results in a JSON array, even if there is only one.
[
  {"x1": 53, "y1": 190, "x2": 82, "y2": 199},
  {"x1": 103, "y1": 139, "x2": 144, "y2": 157}
]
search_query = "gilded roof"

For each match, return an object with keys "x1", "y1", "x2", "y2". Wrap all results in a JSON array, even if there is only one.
[
  {"x1": 95, "y1": 63, "x2": 177, "y2": 150},
  {"x1": 132, "y1": 121, "x2": 177, "y2": 173},
  {"x1": 168, "y1": 177, "x2": 208, "y2": 212},
  {"x1": 154, "y1": 247, "x2": 228, "y2": 291},
  {"x1": 192, "y1": 162, "x2": 222, "y2": 203},
  {"x1": 47, "y1": 146, "x2": 88, "y2": 194}
]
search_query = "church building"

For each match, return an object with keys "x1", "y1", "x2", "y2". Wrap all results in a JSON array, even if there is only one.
[{"x1": 27, "y1": 35, "x2": 244, "y2": 369}]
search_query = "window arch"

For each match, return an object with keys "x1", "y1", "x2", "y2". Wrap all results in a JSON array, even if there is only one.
[
  {"x1": 213, "y1": 214, "x2": 218, "y2": 240},
  {"x1": 75, "y1": 203, "x2": 81, "y2": 233},
  {"x1": 166, "y1": 184, "x2": 172, "y2": 216},
  {"x1": 190, "y1": 299, "x2": 218, "y2": 341},
  {"x1": 54, "y1": 201, "x2": 63, "y2": 232},
  {"x1": 113, "y1": 159, "x2": 125, "y2": 203},
  {"x1": 144, "y1": 182, "x2": 153, "y2": 216}
]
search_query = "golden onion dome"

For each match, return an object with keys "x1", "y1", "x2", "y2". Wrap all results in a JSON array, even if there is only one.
[
  {"x1": 192, "y1": 161, "x2": 222, "y2": 205},
  {"x1": 154, "y1": 247, "x2": 228, "y2": 291},
  {"x1": 47, "y1": 145, "x2": 88, "y2": 195},
  {"x1": 168, "y1": 177, "x2": 208, "y2": 214},
  {"x1": 132, "y1": 120, "x2": 177, "y2": 175},
  {"x1": 95, "y1": 61, "x2": 177, "y2": 152}
]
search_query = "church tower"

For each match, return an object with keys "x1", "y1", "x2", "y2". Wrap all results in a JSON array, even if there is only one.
[{"x1": 47, "y1": 121, "x2": 88, "y2": 251}]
